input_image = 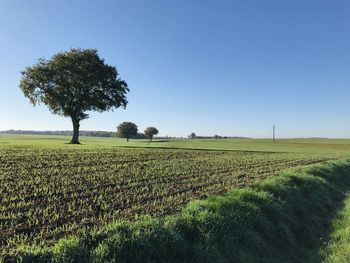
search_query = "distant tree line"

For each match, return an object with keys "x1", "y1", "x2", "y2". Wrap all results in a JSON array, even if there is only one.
[
  {"x1": 0, "y1": 130, "x2": 116, "y2": 137},
  {"x1": 0, "y1": 129, "x2": 158, "y2": 139},
  {"x1": 1, "y1": 129, "x2": 247, "y2": 140},
  {"x1": 188, "y1": 132, "x2": 249, "y2": 139}
]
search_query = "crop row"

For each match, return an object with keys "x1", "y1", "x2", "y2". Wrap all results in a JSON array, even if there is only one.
[{"x1": 0, "y1": 146, "x2": 343, "y2": 256}]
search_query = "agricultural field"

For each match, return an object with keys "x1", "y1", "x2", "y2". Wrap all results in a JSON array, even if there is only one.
[
  {"x1": 2, "y1": 134, "x2": 350, "y2": 153},
  {"x1": 0, "y1": 135, "x2": 349, "y2": 259}
]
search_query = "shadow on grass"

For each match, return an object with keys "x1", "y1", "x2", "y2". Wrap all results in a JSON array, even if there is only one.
[{"x1": 113, "y1": 145, "x2": 280, "y2": 154}]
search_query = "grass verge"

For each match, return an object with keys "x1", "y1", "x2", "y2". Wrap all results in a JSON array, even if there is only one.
[
  {"x1": 322, "y1": 194, "x2": 350, "y2": 262},
  {"x1": 8, "y1": 159, "x2": 350, "y2": 263}
]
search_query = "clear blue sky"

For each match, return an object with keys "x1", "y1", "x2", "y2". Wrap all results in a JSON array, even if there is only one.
[{"x1": 0, "y1": 0, "x2": 350, "y2": 138}]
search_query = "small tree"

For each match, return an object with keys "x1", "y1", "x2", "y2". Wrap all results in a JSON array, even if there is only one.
[
  {"x1": 144, "y1": 127, "x2": 159, "y2": 142},
  {"x1": 117, "y1": 122, "x2": 138, "y2": 141},
  {"x1": 189, "y1": 132, "x2": 196, "y2": 139},
  {"x1": 19, "y1": 48, "x2": 128, "y2": 144}
]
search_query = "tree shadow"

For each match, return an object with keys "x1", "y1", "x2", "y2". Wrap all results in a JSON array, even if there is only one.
[{"x1": 113, "y1": 145, "x2": 279, "y2": 154}]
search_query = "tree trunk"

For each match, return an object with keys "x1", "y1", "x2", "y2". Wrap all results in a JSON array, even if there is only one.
[
  {"x1": 127, "y1": 137, "x2": 129, "y2": 142},
  {"x1": 150, "y1": 136, "x2": 153, "y2": 142},
  {"x1": 70, "y1": 117, "x2": 80, "y2": 144}
]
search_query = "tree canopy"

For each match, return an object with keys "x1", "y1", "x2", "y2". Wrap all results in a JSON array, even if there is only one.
[
  {"x1": 189, "y1": 132, "x2": 196, "y2": 139},
  {"x1": 144, "y1": 127, "x2": 159, "y2": 142},
  {"x1": 117, "y1": 122, "x2": 138, "y2": 141},
  {"x1": 20, "y1": 48, "x2": 129, "y2": 144}
]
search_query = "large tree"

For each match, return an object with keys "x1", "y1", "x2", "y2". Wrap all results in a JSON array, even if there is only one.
[
  {"x1": 189, "y1": 132, "x2": 196, "y2": 139},
  {"x1": 144, "y1": 127, "x2": 159, "y2": 142},
  {"x1": 117, "y1": 122, "x2": 138, "y2": 142},
  {"x1": 20, "y1": 48, "x2": 129, "y2": 144}
]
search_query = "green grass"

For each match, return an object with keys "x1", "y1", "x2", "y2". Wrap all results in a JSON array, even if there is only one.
[
  {"x1": 14, "y1": 159, "x2": 350, "y2": 263},
  {"x1": 2, "y1": 146, "x2": 337, "y2": 258},
  {"x1": 323, "y1": 194, "x2": 350, "y2": 262},
  {"x1": 2, "y1": 134, "x2": 350, "y2": 153},
  {"x1": 2, "y1": 135, "x2": 350, "y2": 262}
]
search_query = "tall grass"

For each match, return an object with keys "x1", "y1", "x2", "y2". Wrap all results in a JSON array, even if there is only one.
[{"x1": 323, "y1": 194, "x2": 350, "y2": 262}]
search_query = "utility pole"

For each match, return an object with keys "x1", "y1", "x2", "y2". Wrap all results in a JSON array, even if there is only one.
[{"x1": 273, "y1": 125, "x2": 276, "y2": 142}]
